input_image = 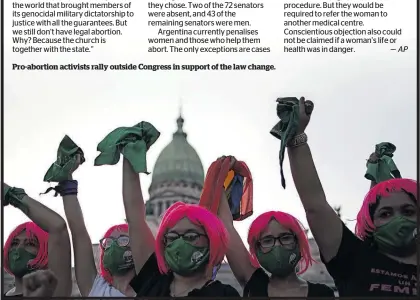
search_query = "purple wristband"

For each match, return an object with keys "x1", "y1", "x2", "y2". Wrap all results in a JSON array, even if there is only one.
[{"x1": 59, "y1": 180, "x2": 78, "y2": 196}]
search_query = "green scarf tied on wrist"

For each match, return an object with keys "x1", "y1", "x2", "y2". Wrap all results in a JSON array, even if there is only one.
[
  {"x1": 44, "y1": 135, "x2": 85, "y2": 183},
  {"x1": 94, "y1": 121, "x2": 160, "y2": 173},
  {"x1": 365, "y1": 142, "x2": 401, "y2": 183},
  {"x1": 270, "y1": 97, "x2": 313, "y2": 189},
  {"x1": 3, "y1": 186, "x2": 28, "y2": 213}
]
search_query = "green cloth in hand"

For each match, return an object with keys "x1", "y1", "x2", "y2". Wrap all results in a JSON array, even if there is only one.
[
  {"x1": 3, "y1": 185, "x2": 12, "y2": 206},
  {"x1": 94, "y1": 121, "x2": 160, "y2": 173},
  {"x1": 269, "y1": 97, "x2": 301, "y2": 189},
  {"x1": 365, "y1": 142, "x2": 401, "y2": 183},
  {"x1": 4, "y1": 187, "x2": 28, "y2": 212},
  {"x1": 44, "y1": 135, "x2": 85, "y2": 183}
]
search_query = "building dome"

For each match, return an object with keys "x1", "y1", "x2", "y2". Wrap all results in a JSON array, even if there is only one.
[
  {"x1": 146, "y1": 114, "x2": 205, "y2": 218},
  {"x1": 150, "y1": 115, "x2": 204, "y2": 191}
]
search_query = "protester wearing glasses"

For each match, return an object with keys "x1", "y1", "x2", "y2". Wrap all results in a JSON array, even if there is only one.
[
  {"x1": 218, "y1": 187, "x2": 334, "y2": 297},
  {"x1": 59, "y1": 155, "x2": 135, "y2": 296},
  {"x1": 122, "y1": 158, "x2": 239, "y2": 297},
  {"x1": 286, "y1": 97, "x2": 418, "y2": 297},
  {"x1": 3, "y1": 184, "x2": 72, "y2": 297}
]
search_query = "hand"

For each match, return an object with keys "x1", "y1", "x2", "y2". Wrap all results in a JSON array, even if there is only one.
[
  {"x1": 366, "y1": 152, "x2": 379, "y2": 167},
  {"x1": 296, "y1": 97, "x2": 314, "y2": 134},
  {"x1": 368, "y1": 152, "x2": 379, "y2": 163},
  {"x1": 217, "y1": 156, "x2": 237, "y2": 170},
  {"x1": 69, "y1": 154, "x2": 82, "y2": 175},
  {"x1": 215, "y1": 156, "x2": 236, "y2": 223},
  {"x1": 23, "y1": 270, "x2": 58, "y2": 297}
]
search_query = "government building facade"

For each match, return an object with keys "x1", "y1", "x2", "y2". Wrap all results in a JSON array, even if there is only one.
[{"x1": 3, "y1": 115, "x2": 336, "y2": 295}]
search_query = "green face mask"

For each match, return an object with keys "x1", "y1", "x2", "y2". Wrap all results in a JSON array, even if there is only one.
[
  {"x1": 164, "y1": 238, "x2": 210, "y2": 276},
  {"x1": 373, "y1": 216, "x2": 417, "y2": 257},
  {"x1": 8, "y1": 248, "x2": 37, "y2": 278},
  {"x1": 102, "y1": 243, "x2": 134, "y2": 275},
  {"x1": 256, "y1": 245, "x2": 301, "y2": 278}
]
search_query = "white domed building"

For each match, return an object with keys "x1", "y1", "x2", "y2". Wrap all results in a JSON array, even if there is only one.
[{"x1": 144, "y1": 114, "x2": 205, "y2": 225}]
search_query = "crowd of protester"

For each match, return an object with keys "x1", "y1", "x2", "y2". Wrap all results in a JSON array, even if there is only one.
[{"x1": 3, "y1": 97, "x2": 417, "y2": 298}]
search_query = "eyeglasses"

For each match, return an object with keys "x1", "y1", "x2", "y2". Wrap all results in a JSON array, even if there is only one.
[
  {"x1": 164, "y1": 232, "x2": 207, "y2": 245},
  {"x1": 100, "y1": 235, "x2": 130, "y2": 250},
  {"x1": 258, "y1": 233, "x2": 296, "y2": 249}
]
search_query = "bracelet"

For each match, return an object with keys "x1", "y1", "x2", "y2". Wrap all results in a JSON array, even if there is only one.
[
  {"x1": 59, "y1": 180, "x2": 78, "y2": 196},
  {"x1": 41, "y1": 180, "x2": 78, "y2": 197},
  {"x1": 287, "y1": 132, "x2": 308, "y2": 148}
]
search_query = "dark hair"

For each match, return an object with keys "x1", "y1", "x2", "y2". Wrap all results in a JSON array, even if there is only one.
[{"x1": 368, "y1": 189, "x2": 417, "y2": 220}]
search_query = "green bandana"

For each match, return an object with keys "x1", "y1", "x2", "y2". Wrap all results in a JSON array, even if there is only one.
[
  {"x1": 365, "y1": 142, "x2": 401, "y2": 183},
  {"x1": 256, "y1": 246, "x2": 301, "y2": 278},
  {"x1": 3, "y1": 187, "x2": 28, "y2": 213},
  {"x1": 94, "y1": 121, "x2": 160, "y2": 173},
  {"x1": 8, "y1": 248, "x2": 37, "y2": 278},
  {"x1": 164, "y1": 239, "x2": 210, "y2": 276},
  {"x1": 373, "y1": 216, "x2": 417, "y2": 257},
  {"x1": 270, "y1": 97, "x2": 313, "y2": 188},
  {"x1": 102, "y1": 243, "x2": 134, "y2": 275},
  {"x1": 44, "y1": 135, "x2": 85, "y2": 183}
]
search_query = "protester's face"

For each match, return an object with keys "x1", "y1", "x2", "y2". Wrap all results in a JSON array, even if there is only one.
[
  {"x1": 101, "y1": 228, "x2": 133, "y2": 276},
  {"x1": 10, "y1": 231, "x2": 39, "y2": 255},
  {"x1": 373, "y1": 192, "x2": 417, "y2": 227},
  {"x1": 8, "y1": 230, "x2": 40, "y2": 278},
  {"x1": 165, "y1": 217, "x2": 208, "y2": 247},
  {"x1": 258, "y1": 219, "x2": 297, "y2": 254},
  {"x1": 163, "y1": 217, "x2": 210, "y2": 276},
  {"x1": 255, "y1": 219, "x2": 301, "y2": 278}
]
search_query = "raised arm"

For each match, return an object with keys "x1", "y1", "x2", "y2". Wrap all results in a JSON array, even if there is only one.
[
  {"x1": 286, "y1": 97, "x2": 342, "y2": 263},
  {"x1": 218, "y1": 188, "x2": 256, "y2": 287},
  {"x1": 122, "y1": 158, "x2": 155, "y2": 273},
  {"x1": 62, "y1": 190, "x2": 97, "y2": 296},
  {"x1": 60, "y1": 156, "x2": 97, "y2": 296},
  {"x1": 4, "y1": 183, "x2": 72, "y2": 296}
]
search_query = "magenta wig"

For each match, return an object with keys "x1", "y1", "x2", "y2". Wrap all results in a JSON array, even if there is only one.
[
  {"x1": 99, "y1": 223, "x2": 129, "y2": 284},
  {"x1": 155, "y1": 202, "x2": 229, "y2": 275},
  {"x1": 355, "y1": 178, "x2": 417, "y2": 240},
  {"x1": 247, "y1": 211, "x2": 315, "y2": 275},
  {"x1": 3, "y1": 222, "x2": 49, "y2": 275}
]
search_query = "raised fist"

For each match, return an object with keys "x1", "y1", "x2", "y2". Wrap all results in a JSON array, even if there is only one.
[
  {"x1": 296, "y1": 97, "x2": 314, "y2": 134},
  {"x1": 23, "y1": 269, "x2": 58, "y2": 297}
]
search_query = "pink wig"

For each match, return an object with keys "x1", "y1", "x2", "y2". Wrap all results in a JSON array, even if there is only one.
[
  {"x1": 247, "y1": 211, "x2": 315, "y2": 275},
  {"x1": 99, "y1": 223, "x2": 129, "y2": 284},
  {"x1": 355, "y1": 178, "x2": 417, "y2": 240},
  {"x1": 3, "y1": 222, "x2": 49, "y2": 275},
  {"x1": 155, "y1": 202, "x2": 229, "y2": 275}
]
